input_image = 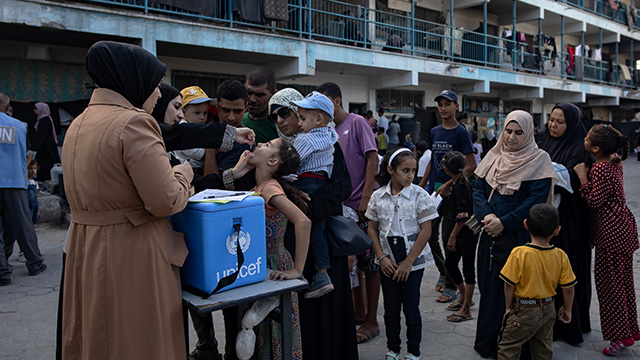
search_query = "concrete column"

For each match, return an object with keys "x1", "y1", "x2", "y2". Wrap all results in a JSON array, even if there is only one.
[{"x1": 140, "y1": 35, "x2": 157, "y2": 55}]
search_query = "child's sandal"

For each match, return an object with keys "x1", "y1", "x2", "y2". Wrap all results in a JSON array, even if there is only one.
[{"x1": 603, "y1": 340, "x2": 624, "y2": 356}]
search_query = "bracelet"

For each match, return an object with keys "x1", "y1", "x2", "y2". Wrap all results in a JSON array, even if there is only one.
[{"x1": 377, "y1": 254, "x2": 388, "y2": 262}]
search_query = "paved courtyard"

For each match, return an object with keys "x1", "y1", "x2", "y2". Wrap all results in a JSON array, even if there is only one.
[{"x1": 2, "y1": 159, "x2": 640, "y2": 359}]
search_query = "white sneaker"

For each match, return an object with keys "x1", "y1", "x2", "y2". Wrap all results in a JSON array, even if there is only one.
[
  {"x1": 385, "y1": 350, "x2": 399, "y2": 360},
  {"x1": 404, "y1": 354, "x2": 420, "y2": 360}
]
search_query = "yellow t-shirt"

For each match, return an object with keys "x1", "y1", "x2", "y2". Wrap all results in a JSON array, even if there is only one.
[
  {"x1": 499, "y1": 244, "x2": 577, "y2": 299},
  {"x1": 377, "y1": 133, "x2": 387, "y2": 150}
]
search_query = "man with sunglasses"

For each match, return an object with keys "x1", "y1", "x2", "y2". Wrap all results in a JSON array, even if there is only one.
[{"x1": 242, "y1": 66, "x2": 278, "y2": 144}]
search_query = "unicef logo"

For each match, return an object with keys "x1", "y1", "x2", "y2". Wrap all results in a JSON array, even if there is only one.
[{"x1": 226, "y1": 230, "x2": 251, "y2": 255}]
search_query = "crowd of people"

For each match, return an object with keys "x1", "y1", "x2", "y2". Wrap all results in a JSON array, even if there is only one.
[{"x1": 0, "y1": 40, "x2": 638, "y2": 360}]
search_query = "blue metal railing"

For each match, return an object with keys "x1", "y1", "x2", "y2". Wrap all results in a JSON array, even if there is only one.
[
  {"x1": 77, "y1": 0, "x2": 637, "y2": 89},
  {"x1": 561, "y1": 0, "x2": 627, "y2": 25}
]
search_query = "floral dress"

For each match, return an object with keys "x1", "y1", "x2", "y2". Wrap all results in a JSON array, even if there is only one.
[
  {"x1": 579, "y1": 161, "x2": 639, "y2": 341},
  {"x1": 253, "y1": 180, "x2": 303, "y2": 360}
]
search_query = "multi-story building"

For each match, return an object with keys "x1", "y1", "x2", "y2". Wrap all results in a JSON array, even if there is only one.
[{"x1": 2, "y1": 0, "x2": 640, "y2": 139}]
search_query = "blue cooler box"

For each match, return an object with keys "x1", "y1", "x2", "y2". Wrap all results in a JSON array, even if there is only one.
[{"x1": 172, "y1": 196, "x2": 267, "y2": 294}]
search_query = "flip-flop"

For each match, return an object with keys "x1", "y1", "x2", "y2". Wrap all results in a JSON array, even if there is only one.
[
  {"x1": 446, "y1": 313, "x2": 473, "y2": 322},
  {"x1": 435, "y1": 276, "x2": 446, "y2": 292},
  {"x1": 356, "y1": 324, "x2": 380, "y2": 344},
  {"x1": 446, "y1": 300, "x2": 475, "y2": 311},
  {"x1": 446, "y1": 300, "x2": 463, "y2": 311},
  {"x1": 436, "y1": 288, "x2": 458, "y2": 303}
]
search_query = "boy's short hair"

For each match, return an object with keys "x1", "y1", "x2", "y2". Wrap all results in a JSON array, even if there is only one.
[
  {"x1": 217, "y1": 80, "x2": 248, "y2": 102},
  {"x1": 315, "y1": 82, "x2": 342, "y2": 101},
  {"x1": 28, "y1": 159, "x2": 39, "y2": 168},
  {"x1": 527, "y1": 204, "x2": 559, "y2": 238},
  {"x1": 416, "y1": 140, "x2": 428, "y2": 153}
]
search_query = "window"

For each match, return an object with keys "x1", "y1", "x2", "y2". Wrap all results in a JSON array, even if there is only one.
[
  {"x1": 172, "y1": 70, "x2": 317, "y2": 98},
  {"x1": 172, "y1": 71, "x2": 244, "y2": 98},
  {"x1": 377, "y1": 89, "x2": 424, "y2": 113}
]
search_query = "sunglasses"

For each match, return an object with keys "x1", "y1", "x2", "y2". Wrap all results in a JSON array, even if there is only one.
[{"x1": 267, "y1": 107, "x2": 292, "y2": 123}]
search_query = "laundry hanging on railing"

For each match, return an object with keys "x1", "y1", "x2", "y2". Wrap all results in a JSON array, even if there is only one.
[{"x1": 233, "y1": 0, "x2": 265, "y2": 23}]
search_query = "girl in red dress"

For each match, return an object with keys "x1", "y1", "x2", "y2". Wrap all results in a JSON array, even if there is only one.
[{"x1": 574, "y1": 124, "x2": 639, "y2": 356}]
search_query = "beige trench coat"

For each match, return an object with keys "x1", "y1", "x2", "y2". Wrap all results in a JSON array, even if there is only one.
[{"x1": 61, "y1": 88, "x2": 194, "y2": 360}]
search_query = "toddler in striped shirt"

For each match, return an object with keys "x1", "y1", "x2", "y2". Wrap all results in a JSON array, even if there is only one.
[{"x1": 291, "y1": 91, "x2": 339, "y2": 298}]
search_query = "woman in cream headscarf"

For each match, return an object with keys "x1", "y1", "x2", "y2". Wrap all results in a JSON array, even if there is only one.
[{"x1": 472, "y1": 110, "x2": 557, "y2": 358}]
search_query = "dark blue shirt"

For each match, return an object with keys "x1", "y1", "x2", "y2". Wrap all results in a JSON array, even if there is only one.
[{"x1": 427, "y1": 124, "x2": 474, "y2": 193}]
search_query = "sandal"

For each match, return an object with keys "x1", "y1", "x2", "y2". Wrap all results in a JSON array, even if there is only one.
[
  {"x1": 356, "y1": 324, "x2": 380, "y2": 344},
  {"x1": 436, "y1": 288, "x2": 458, "y2": 303},
  {"x1": 446, "y1": 300, "x2": 475, "y2": 311},
  {"x1": 446, "y1": 300, "x2": 463, "y2": 311},
  {"x1": 435, "y1": 276, "x2": 446, "y2": 292},
  {"x1": 446, "y1": 313, "x2": 473, "y2": 322}
]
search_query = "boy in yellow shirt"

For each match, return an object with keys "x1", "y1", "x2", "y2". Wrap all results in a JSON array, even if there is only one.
[{"x1": 498, "y1": 203, "x2": 576, "y2": 360}]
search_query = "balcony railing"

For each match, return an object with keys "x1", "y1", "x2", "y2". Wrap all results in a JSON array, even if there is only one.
[
  {"x1": 77, "y1": 0, "x2": 636, "y2": 89},
  {"x1": 560, "y1": 0, "x2": 640, "y2": 30}
]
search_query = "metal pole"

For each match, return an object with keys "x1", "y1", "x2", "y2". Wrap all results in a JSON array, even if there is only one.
[
  {"x1": 631, "y1": 39, "x2": 634, "y2": 81},
  {"x1": 307, "y1": 0, "x2": 312, "y2": 39},
  {"x1": 512, "y1": 0, "x2": 516, "y2": 70},
  {"x1": 615, "y1": 40, "x2": 619, "y2": 84},
  {"x1": 538, "y1": 18, "x2": 542, "y2": 75},
  {"x1": 484, "y1": 0, "x2": 488, "y2": 66},
  {"x1": 561, "y1": 16, "x2": 565, "y2": 77},
  {"x1": 228, "y1": 0, "x2": 233, "y2": 28},
  {"x1": 599, "y1": 28, "x2": 603, "y2": 83},
  {"x1": 450, "y1": 0, "x2": 454, "y2": 61},
  {"x1": 411, "y1": 0, "x2": 415, "y2": 55},
  {"x1": 581, "y1": 30, "x2": 585, "y2": 80},
  {"x1": 298, "y1": 0, "x2": 303, "y2": 38}
]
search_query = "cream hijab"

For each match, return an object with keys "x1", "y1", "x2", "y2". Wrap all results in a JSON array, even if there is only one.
[{"x1": 475, "y1": 110, "x2": 557, "y2": 195}]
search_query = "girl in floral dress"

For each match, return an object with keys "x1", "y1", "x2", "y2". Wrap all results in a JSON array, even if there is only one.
[
  {"x1": 574, "y1": 124, "x2": 639, "y2": 356},
  {"x1": 245, "y1": 137, "x2": 311, "y2": 360}
]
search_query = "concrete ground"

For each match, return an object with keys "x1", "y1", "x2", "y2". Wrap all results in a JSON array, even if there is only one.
[{"x1": 2, "y1": 159, "x2": 640, "y2": 359}]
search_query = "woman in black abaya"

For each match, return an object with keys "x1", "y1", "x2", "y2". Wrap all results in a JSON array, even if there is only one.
[
  {"x1": 30, "y1": 102, "x2": 60, "y2": 181},
  {"x1": 538, "y1": 102, "x2": 594, "y2": 344}
]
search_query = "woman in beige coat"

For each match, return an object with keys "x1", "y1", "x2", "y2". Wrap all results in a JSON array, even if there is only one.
[{"x1": 60, "y1": 41, "x2": 247, "y2": 360}]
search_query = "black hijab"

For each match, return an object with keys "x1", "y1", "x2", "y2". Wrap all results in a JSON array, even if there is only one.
[
  {"x1": 86, "y1": 41, "x2": 166, "y2": 109},
  {"x1": 538, "y1": 102, "x2": 592, "y2": 169},
  {"x1": 151, "y1": 83, "x2": 181, "y2": 124}
]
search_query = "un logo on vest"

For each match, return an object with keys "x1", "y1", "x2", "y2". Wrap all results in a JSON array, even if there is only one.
[{"x1": 226, "y1": 230, "x2": 251, "y2": 255}]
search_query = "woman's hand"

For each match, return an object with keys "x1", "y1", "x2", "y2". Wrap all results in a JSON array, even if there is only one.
[
  {"x1": 380, "y1": 256, "x2": 397, "y2": 278},
  {"x1": 234, "y1": 128, "x2": 255, "y2": 145},
  {"x1": 483, "y1": 216, "x2": 504, "y2": 237},
  {"x1": 270, "y1": 268, "x2": 302, "y2": 281},
  {"x1": 232, "y1": 150, "x2": 255, "y2": 179},
  {"x1": 393, "y1": 260, "x2": 412, "y2": 282},
  {"x1": 447, "y1": 237, "x2": 456, "y2": 252},
  {"x1": 573, "y1": 163, "x2": 589, "y2": 185}
]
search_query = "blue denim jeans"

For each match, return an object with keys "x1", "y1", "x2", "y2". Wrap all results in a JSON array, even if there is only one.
[
  {"x1": 27, "y1": 184, "x2": 38, "y2": 223},
  {"x1": 294, "y1": 176, "x2": 330, "y2": 271},
  {"x1": 380, "y1": 236, "x2": 423, "y2": 356}
]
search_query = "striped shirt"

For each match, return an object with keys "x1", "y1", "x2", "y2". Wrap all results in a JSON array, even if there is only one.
[{"x1": 292, "y1": 126, "x2": 339, "y2": 177}]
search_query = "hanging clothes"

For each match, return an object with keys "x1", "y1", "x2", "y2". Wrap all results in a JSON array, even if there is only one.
[
  {"x1": 593, "y1": 48, "x2": 602, "y2": 61},
  {"x1": 619, "y1": 64, "x2": 632, "y2": 81},
  {"x1": 264, "y1": 0, "x2": 288, "y2": 21},
  {"x1": 233, "y1": 0, "x2": 265, "y2": 23},
  {"x1": 567, "y1": 46, "x2": 576, "y2": 75}
]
